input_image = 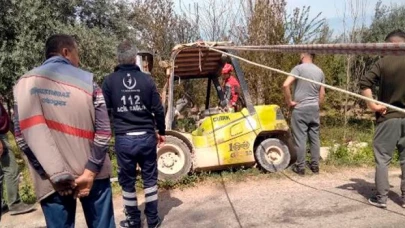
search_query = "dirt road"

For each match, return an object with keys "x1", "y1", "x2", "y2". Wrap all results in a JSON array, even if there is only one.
[{"x1": 2, "y1": 167, "x2": 405, "y2": 228}]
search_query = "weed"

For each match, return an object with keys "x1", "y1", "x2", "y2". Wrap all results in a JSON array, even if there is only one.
[
  {"x1": 326, "y1": 144, "x2": 399, "y2": 167},
  {"x1": 320, "y1": 116, "x2": 374, "y2": 145},
  {"x1": 111, "y1": 182, "x2": 121, "y2": 195},
  {"x1": 158, "y1": 172, "x2": 211, "y2": 190},
  {"x1": 175, "y1": 118, "x2": 198, "y2": 133},
  {"x1": 3, "y1": 116, "x2": 394, "y2": 200}
]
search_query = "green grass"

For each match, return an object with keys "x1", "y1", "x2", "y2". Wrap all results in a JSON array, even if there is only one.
[
  {"x1": 3, "y1": 116, "x2": 394, "y2": 202},
  {"x1": 325, "y1": 143, "x2": 400, "y2": 167},
  {"x1": 320, "y1": 117, "x2": 400, "y2": 167},
  {"x1": 2, "y1": 133, "x2": 37, "y2": 204},
  {"x1": 320, "y1": 116, "x2": 375, "y2": 146}
]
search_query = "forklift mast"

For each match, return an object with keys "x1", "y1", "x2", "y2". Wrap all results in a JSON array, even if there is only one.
[{"x1": 229, "y1": 55, "x2": 256, "y2": 115}]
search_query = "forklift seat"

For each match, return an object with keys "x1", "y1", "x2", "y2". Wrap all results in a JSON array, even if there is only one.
[{"x1": 202, "y1": 108, "x2": 221, "y2": 118}]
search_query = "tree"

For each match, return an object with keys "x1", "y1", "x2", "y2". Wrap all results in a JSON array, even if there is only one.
[
  {"x1": 235, "y1": 1, "x2": 326, "y2": 106},
  {"x1": 284, "y1": 5, "x2": 326, "y2": 44},
  {"x1": 242, "y1": 0, "x2": 286, "y2": 105},
  {"x1": 179, "y1": 0, "x2": 241, "y2": 41},
  {"x1": 0, "y1": 0, "x2": 65, "y2": 102},
  {"x1": 58, "y1": 24, "x2": 118, "y2": 83},
  {"x1": 339, "y1": 0, "x2": 368, "y2": 139},
  {"x1": 0, "y1": 0, "x2": 126, "y2": 103},
  {"x1": 363, "y1": 1, "x2": 405, "y2": 43},
  {"x1": 129, "y1": 0, "x2": 200, "y2": 106},
  {"x1": 76, "y1": 0, "x2": 133, "y2": 39}
]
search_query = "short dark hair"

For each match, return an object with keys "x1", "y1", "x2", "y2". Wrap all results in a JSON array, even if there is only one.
[
  {"x1": 45, "y1": 34, "x2": 77, "y2": 59},
  {"x1": 385, "y1": 29, "x2": 405, "y2": 42},
  {"x1": 302, "y1": 52, "x2": 315, "y2": 59}
]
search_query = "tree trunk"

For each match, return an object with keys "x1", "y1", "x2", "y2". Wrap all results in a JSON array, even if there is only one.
[
  {"x1": 343, "y1": 56, "x2": 351, "y2": 141},
  {"x1": 256, "y1": 73, "x2": 265, "y2": 105}
]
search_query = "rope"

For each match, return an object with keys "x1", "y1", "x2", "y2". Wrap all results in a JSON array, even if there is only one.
[
  {"x1": 198, "y1": 45, "x2": 405, "y2": 114},
  {"x1": 214, "y1": 43, "x2": 405, "y2": 55},
  {"x1": 281, "y1": 172, "x2": 405, "y2": 218}
]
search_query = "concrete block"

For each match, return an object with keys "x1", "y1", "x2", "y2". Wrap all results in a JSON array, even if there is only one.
[{"x1": 320, "y1": 147, "x2": 330, "y2": 160}]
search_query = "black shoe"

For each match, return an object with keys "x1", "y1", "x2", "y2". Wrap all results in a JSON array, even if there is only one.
[
  {"x1": 120, "y1": 219, "x2": 142, "y2": 228},
  {"x1": 401, "y1": 195, "x2": 405, "y2": 208},
  {"x1": 368, "y1": 197, "x2": 387, "y2": 209},
  {"x1": 1, "y1": 204, "x2": 9, "y2": 215},
  {"x1": 120, "y1": 208, "x2": 142, "y2": 228},
  {"x1": 310, "y1": 166, "x2": 319, "y2": 174},
  {"x1": 306, "y1": 161, "x2": 319, "y2": 174},
  {"x1": 9, "y1": 202, "x2": 35, "y2": 215},
  {"x1": 149, "y1": 217, "x2": 162, "y2": 228},
  {"x1": 292, "y1": 166, "x2": 305, "y2": 176}
]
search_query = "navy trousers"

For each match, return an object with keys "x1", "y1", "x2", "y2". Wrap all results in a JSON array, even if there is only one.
[
  {"x1": 40, "y1": 178, "x2": 115, "y2": 228},
  {"x1": 115, "y1": 133, "x2": 159, "y2": 227}
]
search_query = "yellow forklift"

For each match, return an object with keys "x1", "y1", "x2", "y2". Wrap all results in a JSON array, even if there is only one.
[{"x1": 157, "y1": 42, "x2": 296, "y2": 181}]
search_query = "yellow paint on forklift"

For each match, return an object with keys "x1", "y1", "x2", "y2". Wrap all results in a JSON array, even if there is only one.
[
  {"x1": 218, "y1": 131, "x2": 256, "y2": 165},
  {"x1": 193, "y1": 147, "x2": 220, "y2": 168},
  {"x1": 191, "y1": 105, "x2": 289, "y2": 168}
]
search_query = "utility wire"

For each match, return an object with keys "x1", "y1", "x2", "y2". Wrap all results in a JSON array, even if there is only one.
[{"x1": 198, "y1": 45, "x2": 405, "y2": 114}]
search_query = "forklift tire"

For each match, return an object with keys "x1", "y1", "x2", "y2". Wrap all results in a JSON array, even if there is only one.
[
  {"x1": 279, "y1": 132, "x2": 297, "y2": 166},
  {"x1": 157, "y1": 136, "x2": 192, "y2": 182},
  {"x1": 255, "y1": 138, "x2": 291, "y2": 172}
]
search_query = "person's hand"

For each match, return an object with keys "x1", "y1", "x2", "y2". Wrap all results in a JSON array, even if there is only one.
[
  {"x1": 217, "y1": 106, "x2": 225, "y2": 113},
  {"x1": 216, "y1": 105, "x2": 234, "y2": 113},
  {"x1": 74, "y1": 169, "x2": 96, "y2": 199},
  {"x1": 51, "y1": 181, "x2": 76, "y2": 196},
  {"x1": 0, "y1": 141, "x2": 4, "y2": 157},
  {"x1": 287, "y1": 101, "x2": 298, "y2": 108},
  {"x1": 225, "y1": 105, "x2": 235, "y2": 113},
  {"x1": 370, "y1": 104, "x2": 387, "y2": 115},
  {"x1": 48, "y1": 174, "x2": 76, "y2": 196},
  {"x1": 156, "y1": 133, "x2": 166, "y2": 148}
]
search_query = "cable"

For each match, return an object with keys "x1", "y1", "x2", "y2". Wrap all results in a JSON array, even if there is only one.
[
  {"x1": 214, "y1": 43, "x2": 405, "y2": 56},
  {"x1": 281, "y1": 172, "x2": 405, "y2": 218},
  {"x1": 198, "y1": 45, "x2": 405, "y2": 114},
  {"x1": 220, "y1": 174, "x2": 243, "y2": 228}
]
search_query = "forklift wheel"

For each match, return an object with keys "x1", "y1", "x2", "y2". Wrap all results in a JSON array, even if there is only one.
[
  {"x1": 255, "y1": 138, "x2": 291, "y2": 172},
  {"x1": 157, "y1": 136, "x2": 192, "y2": 181}
]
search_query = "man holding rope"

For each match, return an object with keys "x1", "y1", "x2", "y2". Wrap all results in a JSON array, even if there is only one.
[
  {"x1": 283, "y1": 53, "x2": 325, "y2": 176},
  {"x1": 360, "y1": 29, "x2": 405, "y2": 209}
]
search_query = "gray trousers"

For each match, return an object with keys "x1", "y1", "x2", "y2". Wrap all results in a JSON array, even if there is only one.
[
  {"x1": 0, "y1": 159, "x2": 3, "y2": 220},
  {"x1": 291, "y1": 105, "x2": 321, "y2": 169},
  {"x1": 0, "y1": 134, "x2": 21, "y2": 207},
  {"x1": 373, "y1": 118, "x2": 405, "y2": 202}
]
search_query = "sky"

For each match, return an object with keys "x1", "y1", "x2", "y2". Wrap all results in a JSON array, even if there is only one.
[{"x1": 174, "y1": 0, "x2": 405, "y2": 36}]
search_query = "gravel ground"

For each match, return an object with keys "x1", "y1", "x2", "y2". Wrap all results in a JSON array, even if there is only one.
[{"x1": 2, "y1": 167, "x2": 405, "y2": 228}]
